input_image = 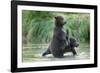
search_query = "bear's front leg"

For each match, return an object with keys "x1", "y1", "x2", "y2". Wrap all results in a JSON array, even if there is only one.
[
  {"x1": 42, "y1": 48, "x2": 51, "y2": 56},
  {"x1": 71, "y1": 47, "x2": 77, "y2": 55}
]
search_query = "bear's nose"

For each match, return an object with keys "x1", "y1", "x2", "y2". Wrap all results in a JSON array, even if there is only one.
[
  {"x1": 55, "y1": 16, "x2": 57, "y2": 19},
  {"x1": 64, "y1": 21, "x2": 66, "y2": 24}
]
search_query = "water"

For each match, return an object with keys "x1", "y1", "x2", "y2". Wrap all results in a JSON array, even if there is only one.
[{"x1": 22, "y1": 43, "x2": 90, "y2": 62}]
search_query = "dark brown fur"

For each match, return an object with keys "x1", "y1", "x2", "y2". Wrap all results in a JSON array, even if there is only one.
[
  {"x1": 42, "y1": 16, "x2": 66, "y2": 58},
  {"x1": 42, "y1": 29, "x2": 79, "y2": 57}
]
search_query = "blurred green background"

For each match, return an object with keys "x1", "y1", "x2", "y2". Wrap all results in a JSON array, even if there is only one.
[{"x1": 22, "y1": 10, "x2": 90, "y2": 62}]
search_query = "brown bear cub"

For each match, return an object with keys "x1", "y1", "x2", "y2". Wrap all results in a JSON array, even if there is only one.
[
  {"x1": 64, "y1": 30, "x2": 79, "y2": 55},
  {"x1": 42, "y1": 16, "x2": 67, "y2": 58}
]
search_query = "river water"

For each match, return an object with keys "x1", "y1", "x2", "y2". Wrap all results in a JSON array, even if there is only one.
[{"x1": 22, "y1": 43, "x2": 90, "y2": 62}]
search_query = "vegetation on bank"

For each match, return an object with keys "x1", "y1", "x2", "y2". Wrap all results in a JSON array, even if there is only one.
[{"x1": 22, "y1": 10, "x2": 90, "y2": 45}]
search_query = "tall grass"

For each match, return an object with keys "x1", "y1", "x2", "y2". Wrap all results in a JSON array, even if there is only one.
[{"x1": 22, "y1": 10, "x2": 90, "y2": 44}]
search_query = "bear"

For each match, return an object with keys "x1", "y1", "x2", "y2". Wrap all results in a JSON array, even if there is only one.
[
  {"x1": 42, "y1": 16, "x2": 67, "y2": 58},
  {"x1": 64, "y1": 29, "x2": 79, "y2": 55},
  {"x1": 42, "y1": 29, "x2": 79, "y2": 57},
  {"x1": 64, "y1": 37, "x2": 79, "y2": 55}
]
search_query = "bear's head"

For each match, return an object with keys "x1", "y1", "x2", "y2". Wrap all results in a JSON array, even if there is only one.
[
  {"x1": 70, "y1": 38, "x2": 79, "y2": 47},
  {"x1": 55, "y1": 16, "x2": 66, "y2": 27}
]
